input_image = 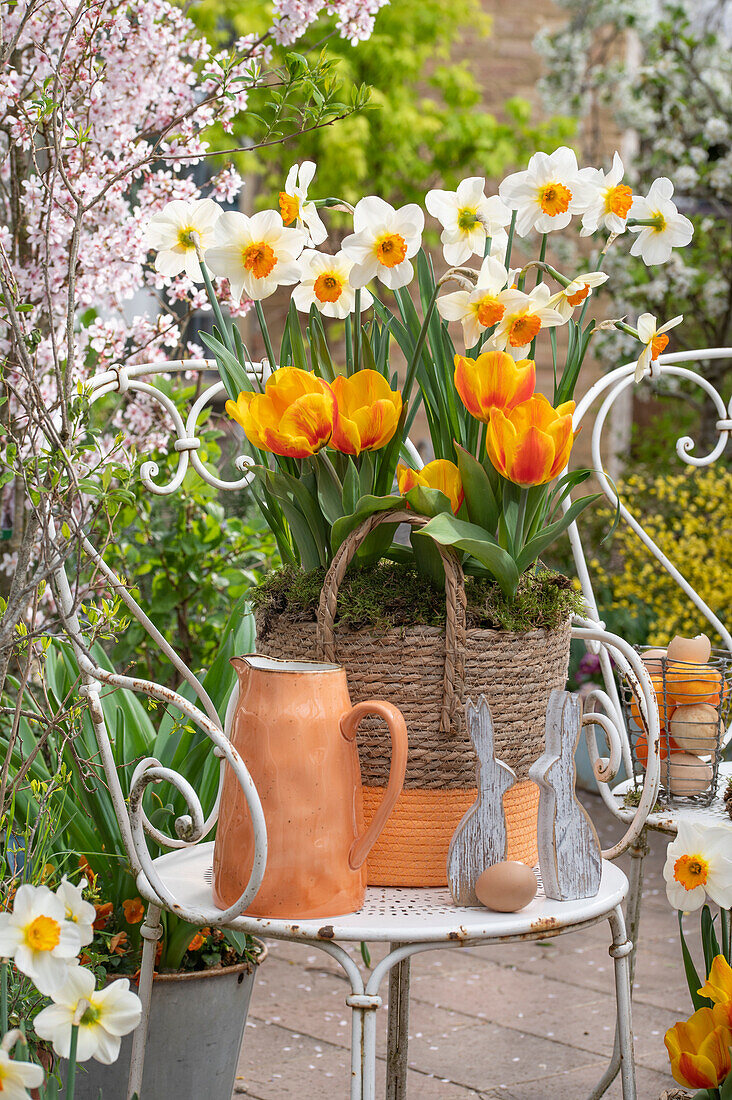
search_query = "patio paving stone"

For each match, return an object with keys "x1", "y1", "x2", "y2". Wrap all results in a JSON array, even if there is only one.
[{"x1": 234, "y1": 793, "x2": 694, "y2": 1098}]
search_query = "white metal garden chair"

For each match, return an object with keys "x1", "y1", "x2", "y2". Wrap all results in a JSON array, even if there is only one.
[
  {"x1": 562, "y1": 346, "x2": 732, "y2": 1097},
  {"x1": 50, "y1": 355, "x2": 682, "y2": 1100}
]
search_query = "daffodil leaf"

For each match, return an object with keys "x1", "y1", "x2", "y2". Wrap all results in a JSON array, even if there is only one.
[
  {"x1": 200, "y1": 330, "x2": 254, "y2": 402},
  {"x1": 455, "y1": 444, "x2": 499, "y2": 534},
  {"x1": 419, "y1": 513, "x2": 519, "y2": 599}
]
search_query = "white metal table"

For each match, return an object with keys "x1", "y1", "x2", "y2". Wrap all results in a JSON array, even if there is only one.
[{"x1": 136, "y1": 844, "x2": 635, "y2": 1100}]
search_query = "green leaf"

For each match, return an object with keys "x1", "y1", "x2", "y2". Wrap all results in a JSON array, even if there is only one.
[
  {"x1": 200, "y1": 331, "x2": 253, "y2": 402},
  {"x1": 456, "y1": 444, "x2": 499, "y2": 533},
  {"x1": 514, "y1": 493, "x2": 601, "y2": 573},
  {"x1": 342, "y1": 459, "x2": 361, "y2": 516},
  {"x1": 678, "y1": 912, "x2": 712, "y2": 1011},
  {"x1": 419, "y1": 513, "x2": 520, "y2": 598},
  {"x1": 330, "y1": 495, "x2": 402, "y2": 555},
  {"x1": 701, "y1": 904, "x2": 721, "y2": 978},
  {"x1": 403, "y1": 485, "x2": 453, "y2": 518},
  {"x1": 314, "y1": 457, "x2": 345, "y2": 526}
]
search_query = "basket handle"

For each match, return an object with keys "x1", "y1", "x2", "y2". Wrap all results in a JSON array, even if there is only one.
[{"x1": 316, "y1": 509, "x2": 467, "y2": 733}]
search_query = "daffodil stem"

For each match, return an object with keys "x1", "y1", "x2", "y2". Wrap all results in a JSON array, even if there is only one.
[
  {"x1": 504, "y1": 210, "x2": 517, "y2": 272},
  {"x1": 255, "y1": 301, "x2": 277, "y2": 369},
  {"x1": 529, "y1": 237, "x2": 548, "y2": 360},
  {"x1": 1, "y1": 960, "x2": 8, "y2": 1035},
  {"x1": 353, "y1": 291, "x2": 361, "y2": 372},
  {"x1": 403, "y1": 283, "x2": 440, "y2": 406},
  {"x1": 66, "y1": 1025, "x2": 79, "y2": 1100},
  {"x1": 483, "y1": 235, "x2": 492, "y2": 258},
  {"x1": 722, "y1": 907, "x2": 730, "y2": 963},
  {"x1": 196, "y1": 249, "x2": 233, "y2": 355}
]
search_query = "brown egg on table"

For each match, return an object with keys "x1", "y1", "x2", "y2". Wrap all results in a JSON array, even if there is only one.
[
  {"x1": 666, "y1": 633, "x2": 712, "y2": 665},
  {"x1": 641, "y1": 647, "x2": 667, "y2": 673},
  {"x1": 662, "y1": 751, "x2": 713, "y2": 796},
  {"x1": 668, "y1": 703, "x2": 720, "y2": 756},
  {"x1": 474, "y1": 861, "x2": 537, "y2": 913}
]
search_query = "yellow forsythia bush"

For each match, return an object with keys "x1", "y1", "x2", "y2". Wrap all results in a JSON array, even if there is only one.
[{"x1": 589, "y1": 466, "x2": 732, "y2": 646}]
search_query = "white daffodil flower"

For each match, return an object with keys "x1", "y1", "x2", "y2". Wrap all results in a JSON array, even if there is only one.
[
  {"x1": 546, "y1": 271, "x2": 609, "y2": 321},
  {"x1": 293, "y1": 250, "x2": 373, "y2": 320},
  {"x1": 426, "y1": 178, "x2": 512, "y2": 265},
  {"x1": 279, "y1": 161, "x2": 327, "y2": 247},
  {"x1": 628, "y1": 177, "x2": 694, "y2": 265},
  {"x1": 55, "y1": 877, "x2": 95, "y2": 948},
  {"x1": 578, "y1": 152, "x2": 634, "y2": 237},
  {"x1": 0, "y1": 884, "x2": 82, "y2": 996},
  {"x1": 633, "y1": 312, "x2": 683, "y2": 382},
  {"x1": 663, "y1": 821, "x2": 732, "y2": 912},
  {"x1": 341, "y1": 196, "x2": 424, "y2": 290},
  {"x1": 0, "y1": 1048, "x2": 44, "y2": 1100},
  {"x1": 144, "y1": 198, "x2": 222, "y2": 281},
  {"x1": 436, "y1": 255, "x2": 510, "y2": 347},
  {"x1": 498, "y1": 146, "x2": 596, "y2": 237},
  {"x1": 34, "y1": 967, "x2": 142, "y2": 1065},
  {"x1": 206, "y1": 210, "x2": 307, "y2": 301},
  {"x1": 490, "y1": 282, "x2": 565, "y2": 358}
]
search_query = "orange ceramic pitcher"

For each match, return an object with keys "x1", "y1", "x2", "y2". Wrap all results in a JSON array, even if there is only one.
[{"x1": 213, "y1": 655, "x2": 408, "y2": 919}]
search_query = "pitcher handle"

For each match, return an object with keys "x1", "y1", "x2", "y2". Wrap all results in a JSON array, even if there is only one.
[{"x1": 340, "y1": 700, "x2": 408, "y2": 871}]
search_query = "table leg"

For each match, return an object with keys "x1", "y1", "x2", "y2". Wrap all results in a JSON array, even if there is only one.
[{"x1": 386, "y1": 942, "x2": 411, "y2": 1100}]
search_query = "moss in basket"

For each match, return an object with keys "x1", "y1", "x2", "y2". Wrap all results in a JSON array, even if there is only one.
[{"x1": 251, "y1": 562, "x2": 586, "y2": 635}]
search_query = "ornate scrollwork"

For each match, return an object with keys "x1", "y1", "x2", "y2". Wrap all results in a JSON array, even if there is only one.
[{"x1": 88, "y1": 358, "x2": 263, "y2": 496}]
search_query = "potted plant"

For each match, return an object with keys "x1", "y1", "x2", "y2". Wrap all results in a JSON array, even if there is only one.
[
  {"x1": 2, "y1": 606, "x2": 266, "y2": 1100},
  {"x1": 145, "y1": 148, "x2": 693, "y2": 886}
]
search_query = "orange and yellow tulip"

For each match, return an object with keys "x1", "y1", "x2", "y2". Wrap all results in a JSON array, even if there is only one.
[
  {"x1": 329, "y1": 369, "x2": 402, "y2": 455},
  {"x1": 397, "y1": 459, "x2": 464, "y2": 514},
  {"x1": 454, "y1": 351, "x2": 535, "y2": 422},
  {"x1": 485, "y1": 393, "x2": 577, "y2": 487},
  {"x1": 665, "y1": 1005, "x2": 732, "y2": 1090},
  {"x1": 699, "y1": 955, "x2": 732, "y2": 1006},
  {"x1": 226, "y1": 366, "x2": 337, "y2": 459}
]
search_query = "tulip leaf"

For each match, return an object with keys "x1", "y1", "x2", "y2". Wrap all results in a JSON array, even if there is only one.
[
  {"x1": 403, "y1": 485, "x2": 453, "y2": 519},
  {"x1": 411, "y1": 528, "x2": 450, "y2": 588},
  {"x1": 701, "y1": 904, "x2": 721, "y2": 979},
  {"x1": 455, "y1": 443, "x2": 499, "y2": 534},
  {"x1": 720, "y1": 1074, "x2": 732, "y2": 1100},
  {"x1": 330, "y1": 495, "x2": 402, "y2": 555},
  {"x1": 263, "y1": 468, "x2": 329, "y2": 568},
  {"x1": 343, "y1": 459, "x2": 361, "y2": 516},
  {"x1": 678, "y1": 911, "x2": 712, "y2": 1012},
  {"x1": 514, "y1": 492, "x2": 601, "y2": 573},
  {"x1": 419, "y1": 513, "x2": 520, "y2": 598},
  {"x1": 314, "y1": 456, "x2": 345, "y2": 526}
]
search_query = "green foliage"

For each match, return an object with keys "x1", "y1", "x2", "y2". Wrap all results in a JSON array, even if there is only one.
[
  {"x1": 252, "y1": 561, "x2": 585, "y2": 636},
  {"x1": 2, "y1": 607, "x2": 256, "y2": 973},
  {"x1": 191, "y1": 0, "x2": 574, "y2": 205}
]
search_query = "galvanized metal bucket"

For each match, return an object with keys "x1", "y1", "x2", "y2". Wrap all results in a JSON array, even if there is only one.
[{"x1": 74, "y1": 944, "x2": 267, "y2": 1100}]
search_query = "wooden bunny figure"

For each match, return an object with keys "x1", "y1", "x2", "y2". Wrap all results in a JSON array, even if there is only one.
[
  {"x1": 529, "y1": 689, "x2": 602, "y2": 902},
  {"x1": 447, "y1": 696, "x2": 517, "y2": 906}
]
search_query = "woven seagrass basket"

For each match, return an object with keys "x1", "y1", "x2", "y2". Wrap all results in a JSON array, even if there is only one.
[{"x1": 255, "y1": 509, "x2": 572, "y2": 887}]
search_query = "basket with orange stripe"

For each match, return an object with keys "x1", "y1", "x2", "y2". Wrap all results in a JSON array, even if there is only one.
[{"x1": 256, "y1": 509, "x2": 572, "y2": 887}]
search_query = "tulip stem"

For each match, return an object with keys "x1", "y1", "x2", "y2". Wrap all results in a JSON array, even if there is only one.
[
  {"x1": 66, "y1": 1025, "x2": 80, "y2": 1100},
  {"x1": 1, "y1": 960, "x2": 7, "y2": 1035},
  {"x1": 255, "y1": 301, "x2": 277, "y2": 370}
]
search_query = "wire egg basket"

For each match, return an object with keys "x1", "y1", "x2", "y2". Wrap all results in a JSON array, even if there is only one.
[{"x1": 621, "y1": 648, "x2": 732, "y2": 807}]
